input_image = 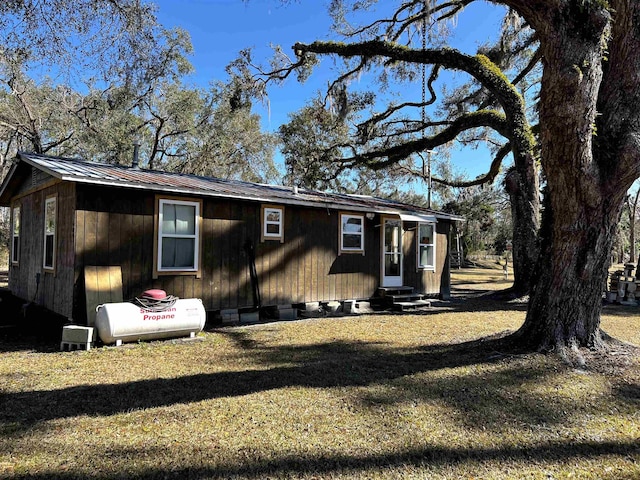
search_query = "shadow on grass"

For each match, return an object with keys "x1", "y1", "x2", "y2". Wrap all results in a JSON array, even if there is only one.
[
  {"x1": 356, "y1": 296, "x2": 527, "y2": 318},
  {"x1": 0, "y1": 335, "x2": 522, "y2": 430},
  {"x1": 0, "y1": 291, "x2": 67, "y2": 353},
  {"x1": 601, "y1": 303, "x2": 640, "y2": 317},
  {"x1": 2, "y1": 328, "x2": 639, "y2": 478},
  {"x1": 0, "y1": 329, "x2": 594, "y2": 441},
  {"x1": 0, "y1": 294, "x2": 527, "y2": 352},
  {"x1": 6, "y1": 438, "x2": 640, "y2": 480}
]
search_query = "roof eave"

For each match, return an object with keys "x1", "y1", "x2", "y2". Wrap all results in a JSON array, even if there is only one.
[{"x1": 0, "y1": 161, "x2": 23, "y2": 206}]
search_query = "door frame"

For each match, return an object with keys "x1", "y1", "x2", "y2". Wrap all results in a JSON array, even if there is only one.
[{"x1": 381, "y1": 216, "x2": 403, "y2": 287}]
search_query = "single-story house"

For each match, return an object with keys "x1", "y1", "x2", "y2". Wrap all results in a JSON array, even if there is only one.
[{"x1": 0, "y1": 152, "x2": 462, "y2": 323}]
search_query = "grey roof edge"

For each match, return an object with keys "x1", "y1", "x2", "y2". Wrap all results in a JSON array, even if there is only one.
[{"x1": 7, "y1": 152, "x2": 465, "y2": 222}]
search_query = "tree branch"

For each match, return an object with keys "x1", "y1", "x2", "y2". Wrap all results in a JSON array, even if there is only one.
[
  {"x1": 292, "y1": 40, "x2": 530, "y2": 150},
  {"x1": 432, "y1": 142, "x2": 511, "y2": 187},
  {"x1": 337, "y1": 109, "x2": 509, "y2": 169}
]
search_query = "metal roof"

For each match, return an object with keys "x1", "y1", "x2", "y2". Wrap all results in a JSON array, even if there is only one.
[{"x1": 0, "y1": 152, "x2": 463, "y2": 221}]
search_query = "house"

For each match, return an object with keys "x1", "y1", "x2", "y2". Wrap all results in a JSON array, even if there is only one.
[{"x1": 0, "y1": 152, "x2": 462, "y2": 324}]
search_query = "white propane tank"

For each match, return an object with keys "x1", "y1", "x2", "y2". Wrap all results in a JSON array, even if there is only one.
[{"x1": 95, "y1": 298, "x2": 206, "y2": 345}]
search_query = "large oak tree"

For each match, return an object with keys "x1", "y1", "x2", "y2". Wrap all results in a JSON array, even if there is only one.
[{"x1": 250, "y1": 0, "x2": 640, "y2": 353}]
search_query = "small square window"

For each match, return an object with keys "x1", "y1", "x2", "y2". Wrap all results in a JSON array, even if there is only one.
[
  {"x1": 340, "y1": 213, "x2": 364, "y2": 253},
  {"x1": 262, "y1": 206, "x2": 284, "y2": 242}
]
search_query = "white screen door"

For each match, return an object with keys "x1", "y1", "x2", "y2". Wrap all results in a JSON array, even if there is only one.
[{"x1": 382, "y1": 218, "x2": 403, "y2": 286}]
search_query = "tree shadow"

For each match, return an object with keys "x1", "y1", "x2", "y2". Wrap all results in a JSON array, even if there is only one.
[
  {"x1": 614, "y1": 382, "x2": 640, "y2": 405},
  {"x1": 0, "y1": 334, "x2": 518, "y2": 430},
  {"x1": 431, "y1": 296, "x2": 528, "y2": 314},
  {"x1": 2, "y1": 328, "x2": 638, "y2": 478},
  {"x1": 600, "y1": 303, "x2": 640, "y2": 317},
  {"x1": 6, "y1": 438, "x2": 639, "y2": 480}
]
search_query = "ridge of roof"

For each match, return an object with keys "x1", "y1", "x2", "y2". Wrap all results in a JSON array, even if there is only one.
[{"x1": 2, "y1": 152, "x2": 463, "y2": 221}]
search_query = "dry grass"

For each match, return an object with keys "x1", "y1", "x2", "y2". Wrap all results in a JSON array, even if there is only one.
[{"x1": 0, "y1": 264, "x2": 638, "y2": 479}]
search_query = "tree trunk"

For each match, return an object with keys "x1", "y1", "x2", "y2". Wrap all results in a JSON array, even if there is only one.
[
  {"x1": 630, "y1": 216, "x2": 636, "y2": 264},
  {"x1": 514, "y1": 191, "x2": 622, "y2": 350},
  {"x1": 510, "y1": 2, "x2": 618, "y2": 351},
  {"x1": 505, "y1": 161, "x2": 539, "y2": 295}
]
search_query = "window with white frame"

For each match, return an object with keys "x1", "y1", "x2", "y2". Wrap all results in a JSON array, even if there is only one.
[
  {"x1": 340, "y1": 213, "x2": 364, "y2": 253},
  {"x1": 43, "y1": 196, "x2": 56, "y2": 270},
  {"x1": 417, "y1": 223, "x2": 436, "y2": 269},
  {"x1": 262, "y1": 205, "x2": 284, "y2": 242},
  {"x1": 158, "y1": 198, "x2": 200, "y2": 272},
  {"x1": 11, "y1": 205, "x2": 20, "y2": 264}
]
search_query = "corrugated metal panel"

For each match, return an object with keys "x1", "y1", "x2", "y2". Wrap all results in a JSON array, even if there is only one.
[{"x1": 14, "y1": 152, "x2": 463, "y2": 221}]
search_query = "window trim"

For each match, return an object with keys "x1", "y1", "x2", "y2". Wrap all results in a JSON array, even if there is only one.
[
  {"x1": 11, "y1": 204, "x2": 20, "y2": 265},
  {"x1": 339, "y1": 212, "x2": 365, "y2": 254},
  {"x1": 261, "y1": 204, "x2": 284, "y2": 243},
  {"x1": 153, "y1": 196, "x2": 202, "y2": 278},
  {"x1": 417, "y1": 222, "x2": 436, "y2": 271},
  {"x1": 43, "y1": 194, "x2": 57, "y2": 271}
]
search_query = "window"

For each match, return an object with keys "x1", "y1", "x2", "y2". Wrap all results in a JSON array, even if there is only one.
[
  {"x1": 11, "y1": 205, "x2": 20, "y2": 264},
  {"x1": 157, "y1": 198, "x2": 200, "y2": 273},
  {"x1": 261, "y1": 205, "x2": 284, "y2": 242},
  {"x1": 43, "y1": 196, "x2": 56, "y2": 270},
  {"x1": 340, "y1": 213, "x2": 364, "y2": 253},
  {"x1": 417, "y1": 223, "x2": 436, "y2": 270}
]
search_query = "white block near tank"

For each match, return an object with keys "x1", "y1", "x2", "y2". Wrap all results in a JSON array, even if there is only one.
[{"x1": 60, "y1": 325, "x2": 94, "y2": 351}]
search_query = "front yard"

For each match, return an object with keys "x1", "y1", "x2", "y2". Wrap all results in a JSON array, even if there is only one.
[{"x1": 0, "y1": 263, "x2": 638, "y2": 479}]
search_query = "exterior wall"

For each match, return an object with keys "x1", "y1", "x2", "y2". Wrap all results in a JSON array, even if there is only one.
[
  {"x1": 254, "y1": 205, "x2": 380, "y2": 307},
  {"x1": 72, "y1": 184, "x2": 395, "y2": 320},
  {"x1": 73, "y1": 185, "x2": 155, "y2": 322},
  {"x1": 7, "y1": 178, "x2": 452, "y2": 321},
  {"x1": 9, "y1": 180, "x2": 76, "y2": 318},
  {"x1": 402, "y1": 220, "x2": 451, "y2": 298}
]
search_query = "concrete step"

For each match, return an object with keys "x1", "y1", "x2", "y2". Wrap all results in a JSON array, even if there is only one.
[
  {"x1": 393, "y1": 299, "x2": 432, "y2": 311},
  {"x1": 377, "y1": 286, "x2": 414, "y2": 297},
  {"x1": 388, "y1": 293, "x2": 426, "y2": 302}
]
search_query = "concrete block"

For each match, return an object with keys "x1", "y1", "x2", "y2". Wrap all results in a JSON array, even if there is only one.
[
  {"x1": 344, "y1": 300, "x2": 373, "y2": 314},
  {"x1": 240, "y1": 311, "x2": 260, "y2": 323},
  {"x1": 220, "y1": 309, "x2": 239, "y2": 325},
  {"x1": 277, "y1": 308, "x2": 297, "y2": 320},
  {"x1": 325, "y1": 301, "x2": 341, "y2": 313},
  {"x1": 221, "y1": 314, "x2": 239, "y2": 324},
  {"x1": 60, "y1": 325, "x2": 94, "y2": 351},
  {"x1": 303, "y1": 302, "x2": 321, "y2": 311},
  {"x1": 62, "y1": 325, "x2": 94, "y2": 343},
  {"x1": 343, "y1": 300, "x2": 357, "y2": 314},
  {"x1": 355, "y1": 301, "x2": 373, "y2": 313}
]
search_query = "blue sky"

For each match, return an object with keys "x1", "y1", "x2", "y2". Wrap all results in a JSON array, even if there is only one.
[{"x1": 154, "y1": 0, "x2": 507, "y2": 182}]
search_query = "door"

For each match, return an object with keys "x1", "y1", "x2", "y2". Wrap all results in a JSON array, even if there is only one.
[{"x1": 382, "y1": 218, "x2": 403, "y2": 286}]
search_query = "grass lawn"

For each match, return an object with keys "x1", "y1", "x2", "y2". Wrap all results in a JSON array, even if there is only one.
[{"x1": 0, "y1": 263, "x2": 638, "y2": 479}]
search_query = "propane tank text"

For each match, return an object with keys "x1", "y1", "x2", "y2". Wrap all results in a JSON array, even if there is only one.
[{"x1": 140, "y1": 307, "x2": 177, "y2": 321}]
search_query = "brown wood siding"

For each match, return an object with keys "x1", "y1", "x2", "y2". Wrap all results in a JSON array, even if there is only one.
[
  {"x1": 70, "y1": 184, "x2": 449, "y2": 319},
  {"x1": 9, "y1": 182, "x2": 76, "y2": 318},
  {"x1": 250, "y1": 206, "x2": 380, "y2": 306},
  {"x1": 74, "y1": 185, "x2": 155, "y2": 321},
  {"x1": 402, "y1": 220, "x2": 451, "y2": 297}
]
